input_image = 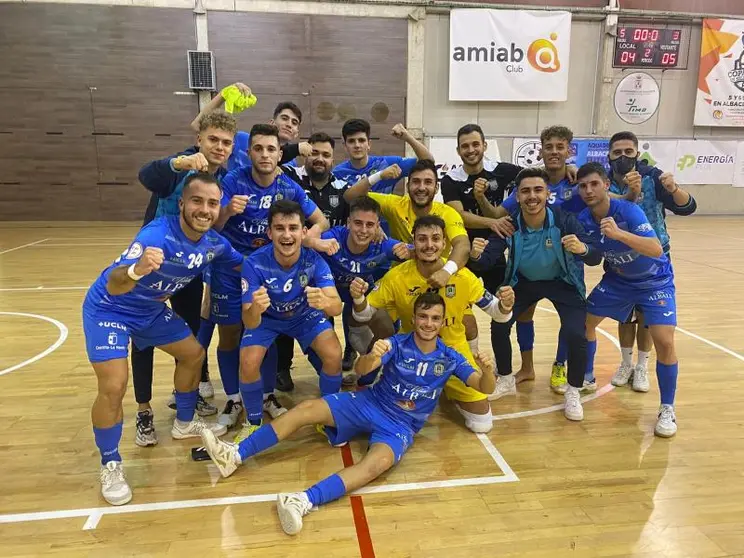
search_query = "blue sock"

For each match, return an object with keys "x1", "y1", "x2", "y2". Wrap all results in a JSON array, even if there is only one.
[
  {"x1": 555, "y1": 333, "x2": 569, "y2": 364},
  {"x1": 657, "y1": 362, "x2": 678, "y2": 405},
  {"x1": 307, "y1": 349, "x2": 323, "y2": 375},
  {"x1": 585, "y1": 340, "x2": 597, "y2": 382},
  {"x1": 237, "y1": 423, "x2": 279, "y2": 461},
  {"x1": 197, "y1": 318, "x2": 215, "y2": 348},
  {"x1": 93, "y1": 422, "x2": 123, "y2": 465},
  {"x1": 240, "y1": 380, "x2": 264, "y2": 425},
  {"x1": 261, "y1": 343, "x2": 278, "y2": 394},
  {"x1": 305, "y1": 473, "x2": 347, "y2": 507},
  {"x1": 217, "y1": 348, "x2": 240, "y2": 396},
  {"x1": 516, "y1": 321, "x2": 535, "y2": 352},
  {"x1": 319, "y1": 371, "x2": 342, "y2": 396},
  {"x1": 174, "y1": 389, "x2": 198, "y2": 422},
  {"x1": 358, "y1": 366, "x2": 380, "y2": 386}
]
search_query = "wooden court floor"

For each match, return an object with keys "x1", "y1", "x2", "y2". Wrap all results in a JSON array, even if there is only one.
[{"x1": 1, "y1": 216, "x2": 743, "y2": 557}]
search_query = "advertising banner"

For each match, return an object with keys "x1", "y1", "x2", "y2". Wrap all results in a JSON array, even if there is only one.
[{"x1": 674, "y1": 140, "x2": 737, "y2": 184}]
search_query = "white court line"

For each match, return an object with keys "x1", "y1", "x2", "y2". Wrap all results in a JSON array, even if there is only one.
[
  {"x1": 0, "y1": 238, "x2": 49, "y2": 255},
  {"x1": 676, "y1": 326, "x2": 744, "y2": 363},
  {"x1": 0, "y1": 286, "x2": 87, "y2": 292},
  {"x1": 0, "y1": 312, "x2": 69, "y2": 376}
]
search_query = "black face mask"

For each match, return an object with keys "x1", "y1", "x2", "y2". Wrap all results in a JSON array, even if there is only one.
[{"x1": 609, "y1": 155, "x2": 637, "y2": 176}]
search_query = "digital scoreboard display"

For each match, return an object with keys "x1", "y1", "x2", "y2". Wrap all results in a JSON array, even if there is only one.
[{"x1": 613, "y1": 26, "x2": 682, "y2": 69}]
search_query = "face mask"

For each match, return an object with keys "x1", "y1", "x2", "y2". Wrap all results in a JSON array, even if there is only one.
[{"x1": 609, "y1": 155, "x2": 637, "y2": 176}]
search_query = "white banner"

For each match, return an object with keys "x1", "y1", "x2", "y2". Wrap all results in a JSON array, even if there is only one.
[
  {"x1": 637, "y1": 139, "x2": 678, "y2": 174},
  {"x1": 732, "y1": 142, "x2": 744, "y2": 187},
  {"x1": 614, "y1": 72, "x2": 660, "y2": 125},
  {"x1": 449, "y1": 9, "x2": 572, "y2": 102},
  {"x1": 428, "y1": 136, "x2": 501, "y2": 202},
  {"x1": 694, "y1": 19, "x2": 744, "y2": 127},
  {"x1": 674, "y1": 140, "x2": 737, "y2": 184}
]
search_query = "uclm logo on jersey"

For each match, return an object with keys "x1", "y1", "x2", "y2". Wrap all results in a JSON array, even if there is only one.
[{"x1": 452, "y1": 33, "x2": 562, "y2": 74}]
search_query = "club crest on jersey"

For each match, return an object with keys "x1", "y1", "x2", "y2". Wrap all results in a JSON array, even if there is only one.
[
  {"x1": 241, "y1": 278, "x2": 248, "y2": 294},
  {"x1": 212, "y1": 303, "x2": 219, "y2": 315},
  {"x1": 433, "y1": 362, "x2": 445, "y2": 376},
  {"x1": 275, "y1": 193, "x2": 284, "y2": 201},
  {"x1": 206, "y1": 250, "x2": 215, "y2": 262},
  {"x1": 126, "y1": 242, "x2": 143, "y2": 260},
  {"x1": 562, "y1": 188, "x2": 573, "y2": 200},
  {"x1": 368, "y1": 260, "x2": 376, "y2": 268},
  {"x1": 329, "y1": 195, "x2": 340, "y2": 208},
  {"x1": 299, "y1": 273, "x2": 309, "y2": 287},
  {"x1": 445, "y1": 285, "x2": 456, "y2": 298},
  {"x1": 545, "y1": 238, "x2": 553, "y2": 249},
  {"x1": 488, "y1": 179, "x2": 499, "y2": 191}
]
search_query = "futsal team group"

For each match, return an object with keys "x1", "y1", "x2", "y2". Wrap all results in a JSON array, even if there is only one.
[{"x1": 80, "y1": 81, "x2": 697, "y2": 534}]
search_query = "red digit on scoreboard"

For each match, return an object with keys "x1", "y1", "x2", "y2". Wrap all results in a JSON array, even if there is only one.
[{"x1": 650, "y1": 29, "x2": 659, "y2": 41}]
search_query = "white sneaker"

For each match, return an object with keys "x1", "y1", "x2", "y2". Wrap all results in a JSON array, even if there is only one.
[
  {"x1": 580, "y1": 379, "x2": 597, "y2": 393},
  {"x1": 564, "y1": 386, "x2": 584, "y2": 421},
  {"x1": 218, "y1": 399, "x2": 243, "y2": 428},
  {"x1": 488, "y1": 374, "x2": 516, "y2": 401},
  {"x1": 654, "y1": 404, "x2": 677, "y2": 438},
  {"x1": 200, "y1": 429, "x2": 242, "y2": 478},
  {"x1": 632, "y1": 364, "x2": 650, "y2": 393},
  {"x1": 199, "y1": 380, "x2": 214, "y2": 399},
  {"x1": 611, "y1": 362, "x2": 634, "y2": 387},
  {"x1": 277, "y1": 492, "x2": 313, "y2": 535},
  {"x1": 263, "y1": 394, "x2": 288, "y2": 419},
  {"x1": 100, "y1": 461, "x2": 132, "y2": 506},
  {"x1": 171, "y1": 415, "x2": 227, "y2": 439}
]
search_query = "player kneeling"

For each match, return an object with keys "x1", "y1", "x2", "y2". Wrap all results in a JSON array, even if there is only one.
[{"x1": 199, "y1": 291, "x2": 505, "y2": 535}]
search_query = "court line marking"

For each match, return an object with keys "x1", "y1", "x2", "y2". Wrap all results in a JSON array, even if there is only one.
[
  {"x1": 340, "y1": 444, "x2": 376, "y2": 558},
  {"x1": 676, "y1": 326, "x2": 744, "y2": 363},
  {"x1": 0, "y1": 238, "x2": 49, "y2": 255},
  {"x1": 0, "y1": 312, "x2": 69, "y2": 377}
]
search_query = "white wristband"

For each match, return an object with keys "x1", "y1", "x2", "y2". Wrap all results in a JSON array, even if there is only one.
[
  {"x1": 368, "y1": 172, "x2": 382, "y2": 186},
  {"x1": 352, "y1": 295, "x2": 365, "y2": 306},
  {"x1": 127, "y1": 263, "x2": 144, "y2": 281},
  {"x1": 443, "y1": 260, "x2": 459, "y2": 275}
]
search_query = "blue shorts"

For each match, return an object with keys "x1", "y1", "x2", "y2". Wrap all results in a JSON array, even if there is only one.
[
  {"x1": 588, "y1": 277, "x2": 677, "y2": 327},
  {"x1": 82, "y1": 301, "x2": 192, "y2": 363},
  {"x1": 240, "y1": 309, "x2": 333, "y2": 352},
  {"x1": 323, "y1": 390, "x2": 414, "y2": 463},
  {"x1": 209, "y1": 266, "x2": 241, "y2": 325}
]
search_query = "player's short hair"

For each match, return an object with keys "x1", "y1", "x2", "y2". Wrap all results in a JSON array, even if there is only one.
[
  {"x1": 249, "y1": 123, "x2": 280, "y2": 147},
  {"x1": 412, "y1": 214, "x2": 446, "y2": 236},
  {"x1": 413, "y1": 291, "x2": 445, "y2": 315},
  {"x1": 408, "y1": 159, "x2": 438, "y2": 182},
  {"x1": 576, "y1": 162, "x2": 610, "y2": 183},
  {"x1": 349, "y1": 195, "x2": 381, "y2": 217},
  {"x1": 540, "y1": 125, "x2": 573, "y2": 144},
  {"x1": 268, "y1": 199, "x2": 306, "y2": 227},
  {"x1": 182, "y1": 172, "x2": 222, "y2": 196},
  {"x1": 273, "y1": 101, "x2": 302, "y2": 123},
  {"x1": 342, "y1": 118, "x2": 371, "y2": 141},
  {"x1": 609, "y1": 131, "x2": 639, "y2": 149},
  {"x1": 456, "y1": 123, "x2": 485, "y2": 144},
  {"x1": 198, "y1": 110, "x2": 237, "y2": 135},
  {"x1": 514, "y1": 167, "x2": 550, "y2": 188},
  {"x1": 308, "y1": 132, "x2": 335, "y2": 149}
]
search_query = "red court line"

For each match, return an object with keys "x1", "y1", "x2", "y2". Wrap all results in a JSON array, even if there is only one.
[{"x1": 340, "y1": 444, "x2": 376, "y2": 558}]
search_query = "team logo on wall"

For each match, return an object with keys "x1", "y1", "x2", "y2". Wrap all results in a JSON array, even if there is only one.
[
  {"x1": 729, "y1": 35, "x2": 744, "y2": 92},
  {"x1": 514, "y1": 141, "x2": 543, "y2": 167}
]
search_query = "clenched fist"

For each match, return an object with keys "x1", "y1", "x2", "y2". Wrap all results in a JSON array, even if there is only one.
[
  {"x1": 371, "y1": 338, "x2": 392, "y2": 358},
  {"x1": 227, "y1": 195, "x2": 249, "y2": 216},
  {"x1": 659, "y1": 172, "x2": 677, "y2": 192},
  {"x1": 470, "y1": 237, "x2": 489, "y2": 260},
  {"x1": 391, "y1": 123, "x2": 410, "y2": 140},
  {"x1": 349, "y1": 277, "x2": 369, "y2": 301},
  {"x1": 474, "y1": 177, "x2": 488, "y2": 199},
  {"x1": 133, "y1": 247, "x2": 165, "y2": 277},
  {"x1": 251, "y1": 286, "x2": 271, "y2": 314},
  {"x1": 316, "y1": 238, "x2": 340, "y2": 256},
  {"x1": 561, "y1": 234, "x2": 587, "y2": 255},
  {"x1": 600, "y1": 217, "x2": 623, "y2": 240},
  {"x1": 624, "y1": 170, "x2": 642, "y2": 200},
  {"x1": 381, "y1": 164, "x2": 402, "y2": 182},
  {"x1": 305, "y1": 286, "x2": 328, "y2": 311},
  {"x1": 392, "y1": 242, "x2": 413, "y2": 260},
  {"x1": 474, "y1": 353, "x2": 495, "y2": 376},
  {"x1": 298, "y1": 142, "x2": 312, "y2": 158},
  {"x1": 173, "y1": 153, "x2": 209, "y2": 172},
  {"x1": 497, "y1": 285, "x2": 514, "y2": 313}
]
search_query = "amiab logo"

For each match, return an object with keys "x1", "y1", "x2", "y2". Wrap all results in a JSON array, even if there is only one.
[
  {"x1": 527, "y1": 33, "x2": 561, "y2": 73},
  {"x1": 452, "y1": 33, "x2": 562, "y2": 74}
]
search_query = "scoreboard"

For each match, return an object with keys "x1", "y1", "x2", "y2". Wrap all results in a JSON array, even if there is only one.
[{"x1": 613, "y1": 26, "x2": 682, "y2": 69}]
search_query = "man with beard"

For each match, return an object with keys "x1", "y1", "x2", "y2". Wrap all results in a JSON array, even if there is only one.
[
  {"x1": 604, "y1": 132, "x2": 696, "y2": 393},
  {"x1": 82, "y1": 173, "x2": 242, "y2": 505},
  {"x1": 133, "y1": 110, "x2": 237, "y2": 447},
  {"x1": 349, "y1": 215, "x2": 514, "y2": 433},
  {"x1": 198, "y1": 291, "x2": 500, "y2": 536},
  {"x1": 469, "y1": 168, "x2": 601, "y2": 422},
  {"x1": 211, "y1": 124, "x2": 329, "y2": 430}
]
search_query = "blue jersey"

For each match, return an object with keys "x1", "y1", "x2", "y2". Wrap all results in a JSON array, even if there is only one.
[
  {"x1": 320, "y1": 226, "x2": 402, "y2": 302},
  {"x1": 241, "y1": 244, "x2": 335, "y2": 320},
  {"x1": 86, "y1": 215, "x2": 243, "y2": 313},
  {"x1": 578, "y1": 198, "x2": 673, "y2": 289},
  {"x1": 502, "y1": 177, "x2": 586, "y2": 214},
  {"x1": 371, "y1": 333, "x2": 476, "y2": 433},
  {"x1": 220, "y1": 169, "x2": 318, "y2": 254},
  {"x1": 333, "y1": 155, "x2": 417, "y2": 195}
]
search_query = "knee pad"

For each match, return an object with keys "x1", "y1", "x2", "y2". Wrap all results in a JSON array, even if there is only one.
[
  {"x1": 348, "y1": 325, "x2": 374, "y2": 355},
  {"x1": 456, "y1": 405, "x2": 493, "y2": 433}
]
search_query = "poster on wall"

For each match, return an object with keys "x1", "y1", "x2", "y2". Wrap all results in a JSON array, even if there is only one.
[
  {"x1": 614, "y1": 72, "x2": 661, "y2": 124},
  {"x1": 694, "y1": 19, "x2": 744, "y2": 127},
  {"x1": 427, "y1": 136, "x2": 501, "y2": 201},
  {"x1": 636, "y1": 139, "x2": 678, "y2": 173},
  {"x1": 511, "y1": 137, "x2": 610, "y2": 170},
  {"x1": 734, "y1": 142, "x2": 744, "y2": 187},
  {"x1": 449, "y1": 9, "x2": 572, "y2": 102},
  {"x1": 674, "y1": 140, "x2": 737, "y2": 184}
]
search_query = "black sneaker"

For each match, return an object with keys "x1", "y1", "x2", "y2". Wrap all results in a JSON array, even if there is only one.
[
  {"x1": 135, "y1": 409, "x2": 158, "y2": 447},
  {"x1": 167, "y1": 391, "x2": 217, "y2": 416},
  {"x1": 342, "y1": 346, "x2": 358, "y2": 372},
  {"x1": 276, "y1": 367, "x2": 294, "y2": 392}
]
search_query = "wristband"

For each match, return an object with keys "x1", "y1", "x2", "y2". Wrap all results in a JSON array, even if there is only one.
[
  {"x1": 443, "y1": 260, "x2": 459, "y2": 275},
  {"x1": 352, "y1": 295, "x2": 365, "y2": 305},
  {"x1": 127, "y1": 263, "x2": 144, "y2": 281},
  {"x1": 368, "y1": 172, "x2": 383, "y2": 186},
  {"x1": 170, "y1": 156, "x2": 184, "y2": 172}
]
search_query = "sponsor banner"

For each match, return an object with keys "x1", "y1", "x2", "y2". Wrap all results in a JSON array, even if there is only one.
[
  {"x1": 614, "y1": 72, "x2": 661, "y2": 125},
  {"x1": 734, "y1": 142, "x2": 744, "y2": 187},
  {"x1": 636, "y1": 139, "x2": 678, "y2": 174},
  {"x1": 428, "y1": 136, "x2": 501, "y2": 202},
  {"x1": 449, "y1": 9, "x2": 571, "y2": 102},
  {"x1": 674, "y1": 140, "x2": 737, "y2": 184},
  {"x1": 511, "y1": 137, "x2": 610, "y2": 170},
  {"x1": 694, "y1": 19, "x2": 744, "y2": 127}
]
